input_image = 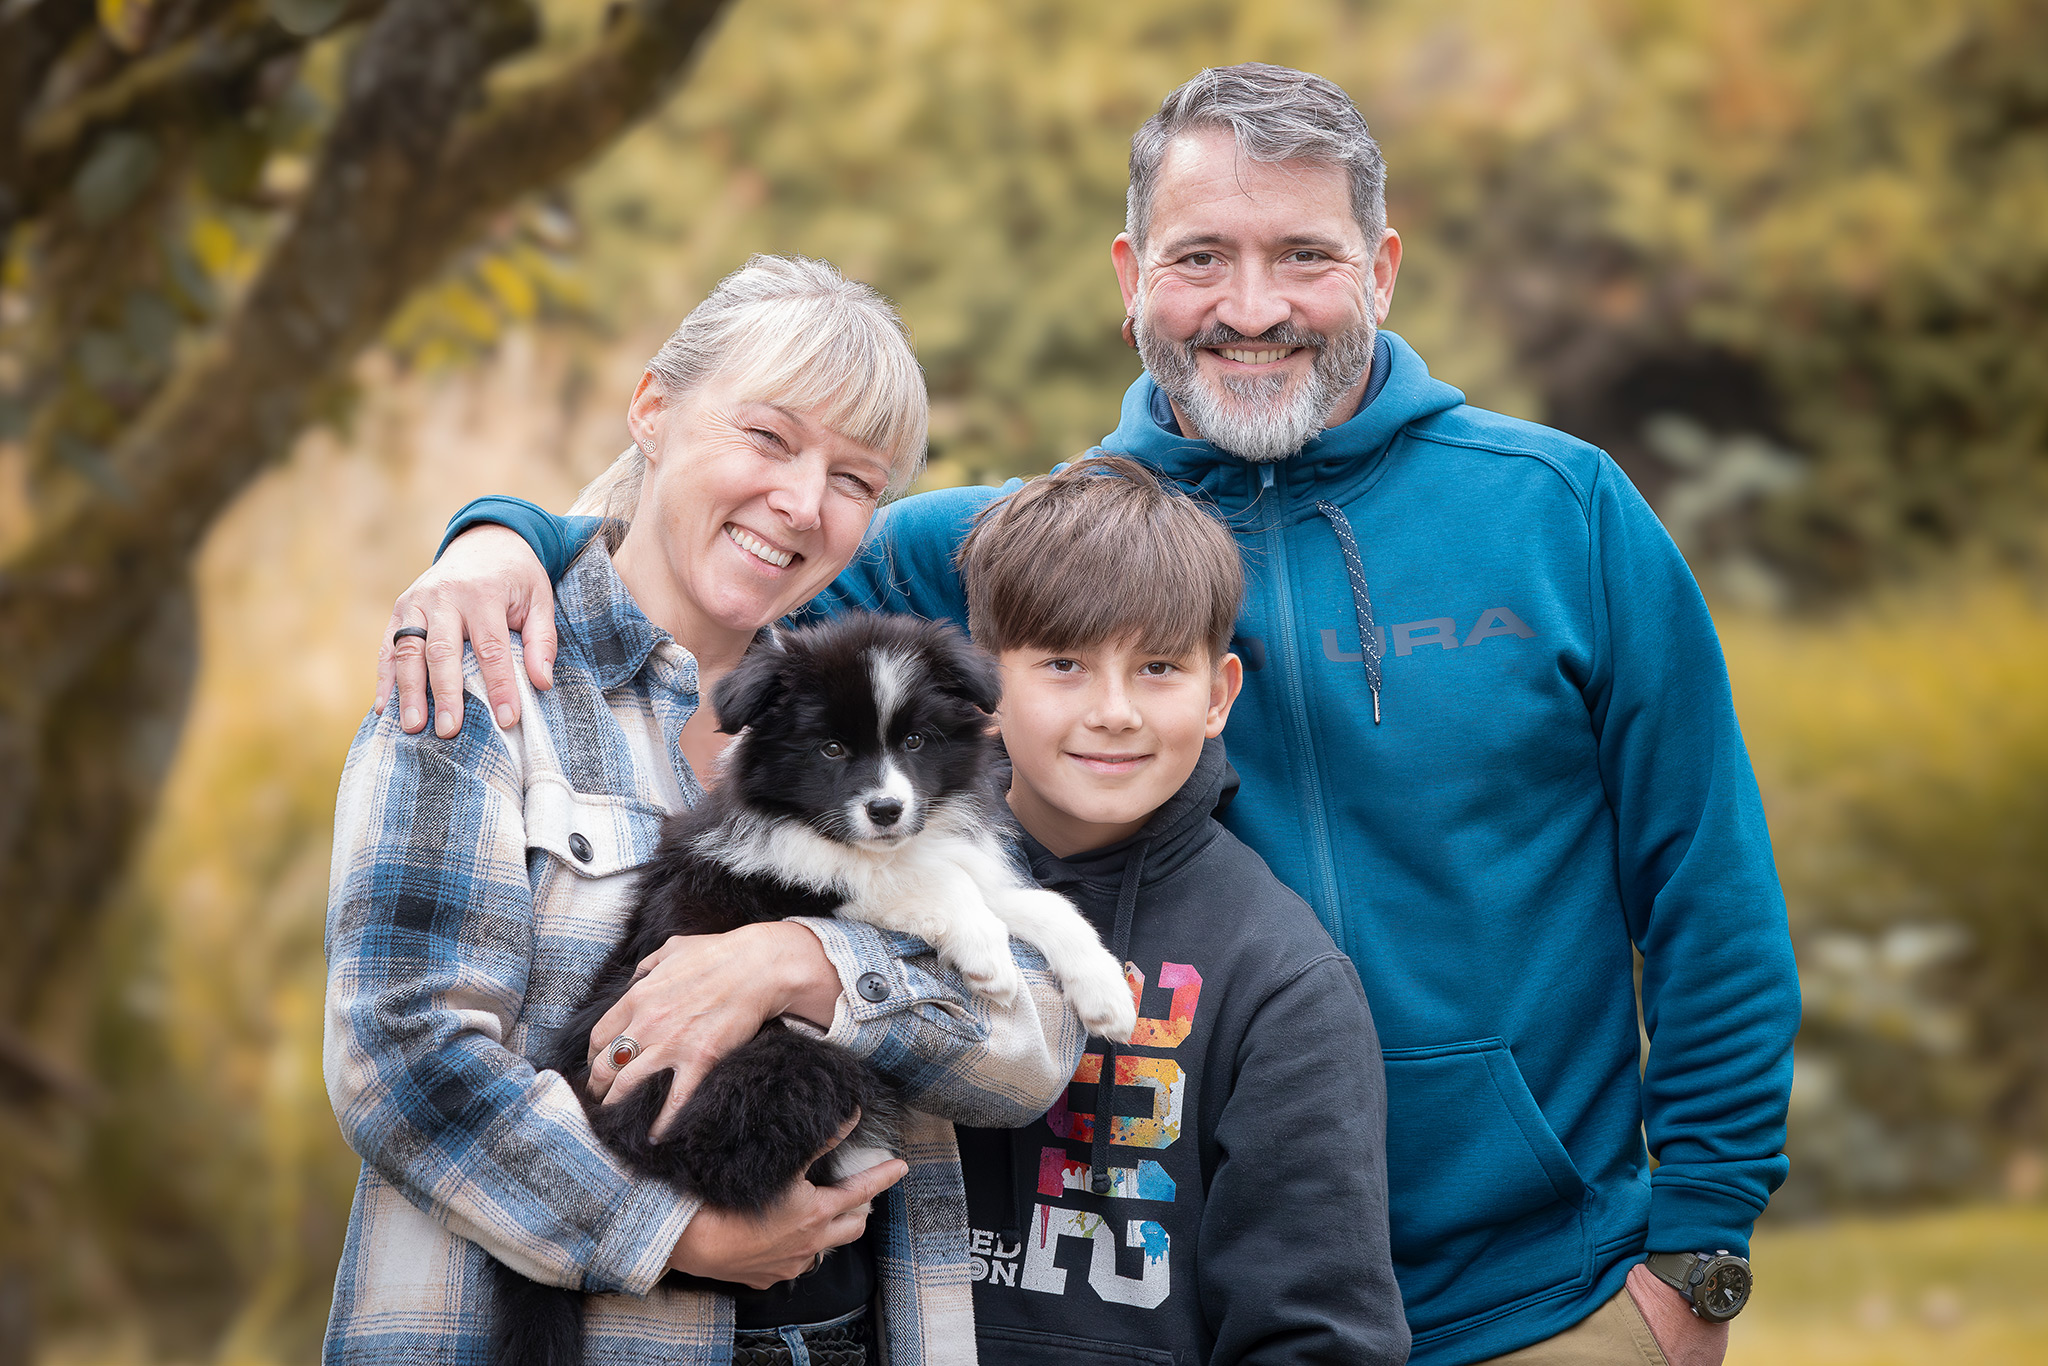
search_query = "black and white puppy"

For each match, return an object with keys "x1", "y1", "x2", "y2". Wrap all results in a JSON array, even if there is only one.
[{"x1": 490, "y1": 612, "x2": 1135, "y2": 1365}]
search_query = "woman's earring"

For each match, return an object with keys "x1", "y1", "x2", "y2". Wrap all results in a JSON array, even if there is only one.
[{"x1": 1121, "y1": 315, "x2": 1138, "y2": 349}]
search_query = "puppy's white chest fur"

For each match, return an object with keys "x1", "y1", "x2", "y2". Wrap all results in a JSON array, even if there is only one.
[{"x1": 697, "y1": 808, "x2": 1137, "y2": 1042}]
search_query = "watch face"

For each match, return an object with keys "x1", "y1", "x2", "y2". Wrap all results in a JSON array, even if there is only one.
[{"x1": 1695, "y1": 1258, "x2": 1753, "y2": 1322}]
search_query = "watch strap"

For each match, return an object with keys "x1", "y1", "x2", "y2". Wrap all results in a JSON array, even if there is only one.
[
  {"x1": 1644, "y1": 1251, "x2": 1700, "y2": 1292},
  {"x1": 1644, "y1": 1250, "x2": 1751, "y2": 1322}
]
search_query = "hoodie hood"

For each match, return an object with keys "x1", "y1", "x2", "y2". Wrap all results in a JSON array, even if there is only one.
[{"x1": 1102, "y1": 330, "x2": 1467, "y2": 519}]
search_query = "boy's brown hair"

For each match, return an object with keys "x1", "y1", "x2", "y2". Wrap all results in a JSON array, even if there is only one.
[{"x1": 956, "y1": 455, "x2": 1244, "y2": 660}]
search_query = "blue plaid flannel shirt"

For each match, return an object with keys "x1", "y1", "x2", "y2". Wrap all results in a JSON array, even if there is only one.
[{"x1": 323, "y1": 542, "x2": 1086, "y2": 1364}]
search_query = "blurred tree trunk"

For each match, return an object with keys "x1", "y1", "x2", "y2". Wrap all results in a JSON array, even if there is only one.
[{"x1": 0, "y1": 0, "x2": 726, "y2": 1349}]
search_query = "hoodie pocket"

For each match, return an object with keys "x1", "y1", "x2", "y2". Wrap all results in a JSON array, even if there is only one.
[{"x1": 1382, "y1": 1037, "x2": 1591, "y2": 1339}]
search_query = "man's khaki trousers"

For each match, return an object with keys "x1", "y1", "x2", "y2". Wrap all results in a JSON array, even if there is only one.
[{"x1": 1471, "y1": 1289, "x2": 1672, "y2": 1365}]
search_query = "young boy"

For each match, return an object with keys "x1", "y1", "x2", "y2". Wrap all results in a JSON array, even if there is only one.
[{"x1": 951, "y1": 456, "x2": 1407, "y2": 1366}]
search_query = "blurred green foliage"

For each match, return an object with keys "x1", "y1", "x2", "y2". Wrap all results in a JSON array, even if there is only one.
[
  {"x1": 17, "y1": 0, "x2": 2048, "y2": 1360},
  {"x1": 1725, "y1": 580, "x2": 2048, "y2": 1212}
]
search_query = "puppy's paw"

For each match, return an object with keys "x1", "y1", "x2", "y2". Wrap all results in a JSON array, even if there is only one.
[
  {"x1": 940, "y1": 915, "x2": 1025, "y2": 1006},
  {"x1": 1066, "y1": 958, "x2": 1138, "y2": 1043},
  {"x1": 957, "y1": 947, "x2": 1025, "y2": 1007}
]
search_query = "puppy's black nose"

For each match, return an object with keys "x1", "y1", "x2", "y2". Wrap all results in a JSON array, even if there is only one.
[{"x1": 866, "y1": 798, "x2": 904, "y2": 828}]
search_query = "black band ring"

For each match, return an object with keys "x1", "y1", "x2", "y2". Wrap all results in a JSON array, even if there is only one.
[{"x1": 392, "y1": 625, "x2": 429, "y2": 645}]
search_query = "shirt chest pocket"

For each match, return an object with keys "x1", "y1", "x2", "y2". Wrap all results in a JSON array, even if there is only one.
[{"x1": 524, "y1": 778, "x2": 668, "y2": 890}]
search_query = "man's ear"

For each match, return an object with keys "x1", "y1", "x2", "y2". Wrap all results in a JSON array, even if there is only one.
[
  {"x1": 1111, "y1": 233, "x2": 1142, "y2": 314},
  {"x1": 713, "y1": 640, "x2": 789, "y2": 734},
  {"x1": 1371, "y1": 229, "x2": 1403, "y2": 326},
  {"x1": 930, "y1": 629, "x2": 1004, "y2": 714}
]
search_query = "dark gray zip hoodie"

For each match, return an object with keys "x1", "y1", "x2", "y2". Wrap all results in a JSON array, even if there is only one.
[{"x1": 956, "y1": 739, "x2": 1408, "y2": 1366}]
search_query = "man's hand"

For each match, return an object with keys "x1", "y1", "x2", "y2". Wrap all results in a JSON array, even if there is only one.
[
  {"x1": 1626, "y1": 1262, "x2": 1730, "y2": 1366},
  {"x1": 375, "y1": 524, "x2": 555, "y2": 737},
  {"x1": 667, "y1": 1117, "x2": 906, "y2": 1289},
  {"x1": 587, "y1": 922, "x2": 844, "y2": 1140}
]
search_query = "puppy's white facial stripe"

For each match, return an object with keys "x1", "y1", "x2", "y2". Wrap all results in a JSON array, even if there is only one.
[
  {"x1": 877, "y1": 759, "x2": 915, "y2": 806},
  {"x1": 885, "y1": 761, "x2": 919, "y2": 822},
  {"x1": 866, "y1": 649, "x2": 917, "y2": 742},
  {"x1": 848, "y1": 759, "x2": 920, "y2": 839}
]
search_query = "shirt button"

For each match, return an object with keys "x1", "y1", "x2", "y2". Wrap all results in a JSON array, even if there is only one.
[
  {"x1": 568, "y1": 832, "x2": 594, "y2": 863},
  {"x1": 856, "y1": 971, "x2": 890, "y2": 1003}
]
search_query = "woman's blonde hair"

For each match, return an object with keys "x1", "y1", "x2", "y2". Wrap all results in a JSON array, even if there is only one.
[{"x1": 570, "y1": 255, "x2": 928, "y2": 529}]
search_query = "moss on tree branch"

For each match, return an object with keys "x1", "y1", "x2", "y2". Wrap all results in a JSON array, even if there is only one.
[{"x1": 0, "y1": 0, "x2": 729, "y2": 1027}]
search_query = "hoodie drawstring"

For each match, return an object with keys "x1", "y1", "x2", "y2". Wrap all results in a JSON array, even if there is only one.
[
  {"x1": 1089, "y1": 839, "x2": 1150, "y2": 1195},
  {"x1": 1315, "y1": 500, "x2": 1384, "y2": 724},
  {"x1": 1003, "y1": 1127, "x2": 1022, "y2": 1252}
]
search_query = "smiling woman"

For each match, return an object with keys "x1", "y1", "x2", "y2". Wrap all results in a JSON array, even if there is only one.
[
  {"x1": 324, "y1": 257, "x2": 1082, "y2": 1365},
  {"x1": 592, "y1": 258, "x2": 927, "y2": 778}
]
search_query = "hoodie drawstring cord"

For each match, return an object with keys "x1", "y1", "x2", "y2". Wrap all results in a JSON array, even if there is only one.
[
  {"x1": 1314, "y1": 500, "x2": 1384, "y2": 724},
  {"x1": 1089, "y1": 839, "x2": 1150, "y2": 1196},
  {"x1": 1003, "y1": 1126, "x2": 1022, "y2": 1252}
]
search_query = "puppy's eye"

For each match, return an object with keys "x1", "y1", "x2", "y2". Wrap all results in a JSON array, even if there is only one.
[
  {"x1": 903, "y1": 732, "x2": 924, "y2": 751},
  {"x1": 820, "y1": 741, "x2": 846, "y2": 759}
]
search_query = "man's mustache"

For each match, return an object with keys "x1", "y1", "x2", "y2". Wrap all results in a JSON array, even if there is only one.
[{"x1": 1182, "y1": 323, "x2": 1326, "y2": 353}]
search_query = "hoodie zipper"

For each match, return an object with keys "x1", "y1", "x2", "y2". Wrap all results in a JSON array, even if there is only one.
[{"x1": 1256, "y1": 461, "x2": 1347, "y2": 940}]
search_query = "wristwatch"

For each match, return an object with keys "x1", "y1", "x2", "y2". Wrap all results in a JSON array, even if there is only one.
[{"x1": 1644, "y1": 1250, "x2": 1752, "y2": 1322}]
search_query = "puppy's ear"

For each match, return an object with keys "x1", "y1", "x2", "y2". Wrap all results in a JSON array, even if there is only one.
[
  {"x1": 713, "y1": 639, "x2": 789, "y2": 734},
  {"x1": 929, "y1": 632, "x2": 1003, "y2": 714}
]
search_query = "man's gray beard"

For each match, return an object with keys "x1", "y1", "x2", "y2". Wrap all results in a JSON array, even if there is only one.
[{"x1": 1137, "y1": 310, "x2": 1377, "y2": 463}]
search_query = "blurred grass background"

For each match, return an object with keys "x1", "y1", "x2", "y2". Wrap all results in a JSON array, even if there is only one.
[{"x1": 3, "y1": 0, "x2": 2045, "y2": 1361}]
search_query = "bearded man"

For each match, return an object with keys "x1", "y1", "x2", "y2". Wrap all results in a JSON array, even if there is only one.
[{"x1": 379, "y1": 64, "x2": 1796, "y2": 1366}]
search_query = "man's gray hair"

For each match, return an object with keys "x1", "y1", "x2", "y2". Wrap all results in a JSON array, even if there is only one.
[
  {"x1": 572, "y1": 255, "x2": 928, "y2": 527},
  {"x1": 1127, "y1": 63, "x2": 1386, "y2": 253}
]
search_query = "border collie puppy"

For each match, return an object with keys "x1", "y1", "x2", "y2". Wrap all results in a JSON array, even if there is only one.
[{"x1": 490, "y1": 613, "x2": 1135, "y2": 1365}]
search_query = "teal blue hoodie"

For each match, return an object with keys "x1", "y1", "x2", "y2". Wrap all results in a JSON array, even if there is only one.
[{"x1": 446, "y1": 332, "x2": 1799, "y2": 1364}]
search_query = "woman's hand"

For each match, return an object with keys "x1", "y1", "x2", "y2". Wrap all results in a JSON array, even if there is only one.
[
  {"x1": 667, "y1": 1118, "x2": 907, "y2": 1290},
  {"x1": 376, "y1": 524, "x2": 556, "y2": 738},
  {"x1": 587, "y1": 921, "x2": 845, "y2": 1139}
]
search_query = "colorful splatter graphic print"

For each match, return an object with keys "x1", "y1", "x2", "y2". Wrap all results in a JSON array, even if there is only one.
[{"x1": 971, "y1": 961, "x2": 1203, "y2": 1311}]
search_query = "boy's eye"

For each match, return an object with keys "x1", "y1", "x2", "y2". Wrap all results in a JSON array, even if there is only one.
[
  {"x1": 1046, "y1": 659, "x2": 1079, "y2": 674},
  {"x1": 820, "y1": 740, "x2": 846, "y2": 759},
  {"x1": 902, "y1": 732, "x2": 925, "y2": 751},
  {"x1": 1139, "y1": 661, "x2": 1177, "y2": 677}
]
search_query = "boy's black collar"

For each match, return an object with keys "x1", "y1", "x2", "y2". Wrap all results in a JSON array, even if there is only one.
[{"x1": 1011, "y1": 737, "x2": 1234, "y2": 888}]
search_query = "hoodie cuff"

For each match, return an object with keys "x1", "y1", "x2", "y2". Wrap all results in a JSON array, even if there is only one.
[
  {"x1": 437, "y1": 495, "x2": 601, "y2": 584},
  {"x1": 1647, "y1": 1173, "x2": 1765, "y2": 1258},
  {"x1": 585, "y1": 1182, "x2": 700, "y2": 1296}
]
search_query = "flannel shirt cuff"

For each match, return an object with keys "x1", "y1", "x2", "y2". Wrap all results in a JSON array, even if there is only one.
[
  {"x1": 587, "y1": 1181, "x2": 701, "y2": 1296},
  {"x1": 791, "y1": 916, "x2": 985, "y2": 1053}
]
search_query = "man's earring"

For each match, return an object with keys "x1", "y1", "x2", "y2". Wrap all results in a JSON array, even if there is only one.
[{"x1": 1121, "y1": 315, "x2": 1138, "y2": 349}]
